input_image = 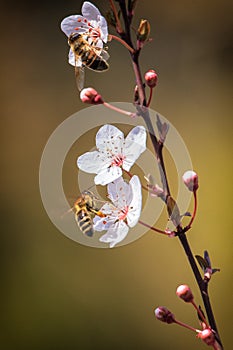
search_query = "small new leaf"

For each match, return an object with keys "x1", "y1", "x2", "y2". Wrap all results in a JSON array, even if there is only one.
[
  {"x1": 204, "y1": 250, "x2": 211, "y2": 267},
  {"x1": 182, "y1": 211, "x2": 192, "y2": 217},
  {"x1": 203, "y1": 251, "x2": 220, "y2": 274},
  {"x1": 156, "y1": 114, "x2": 169, "y2": 143},
  {"x1": 106, "y1": 9, "x2": 117, "y2": 27},
  {"x1": 197, "y1": 306, "x2": 206, "y2": 324},
  {"x1": 166, "y1": 196, "x2": 181, "y2": 227},
  {"x1": 106, "y1": 9, "x2": 121, "y2": 28},
  {"x1": 195, "y1": 255, "x2": 208, "y2": 272}
]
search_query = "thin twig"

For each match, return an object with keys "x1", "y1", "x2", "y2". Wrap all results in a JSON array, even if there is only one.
[
  {"x1": 108, "y1": 34, "x2": 135, "y2": 53},
  {"x1": 139, "y1": 220, "x2": 170, "y2": 236},
  {"x1": 174, "y1": 319, "x2": 199, "y2": 333},
  {"x1": 103, "y1": 102, "x2": 135, "y2": 117},
  {"x1": 185, "y1": 190, "x2": 197, "y2": 231},
  {"x1": 191, "y1": 300, "x2": 209, "y2": 328},
  {"x1": 146, "y1": 87, "x2": 153, "y2": 107},
  {"x1": 109, "y1": 0, "x2": 124, "y2": 33}
]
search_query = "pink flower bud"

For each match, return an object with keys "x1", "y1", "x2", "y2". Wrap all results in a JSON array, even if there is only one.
[
  {"x1": 154, "y1": 306, "x2": 175, "y2": 324},
  {"x1": 145, "y1": 69, "x2": 158, "y2": 88},
  {"x1": 182, "y1": 170, "x2": 199, "y2": 192},
  {"x1": 80, "y1": 88, "x2": 104, "y2": 104},
  {"x1": 197, "y1": 329, "x2": 215, "y2": 346},
  {"x1": 176, "y1": 284, "x2": 194, "y2": 302}
]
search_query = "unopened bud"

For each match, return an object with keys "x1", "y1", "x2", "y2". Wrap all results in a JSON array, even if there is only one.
[
  {"x1": 197, "y1": 329, "x2": 215, "y2": 346},
  {"x1": 137, "y1": 19, "x2": 150, "y2": 42},
  {"x1": 176, "y1": 284, "x2": 194, "y2": 302},
  {"x1": 182, "y1": 171, "x2": 199, "y2": 192},
  {"x1": 145, "y1": 70, "x2": 158, "y2": 88},
  {"x1": 154, "y1": 306, "x2": 175, "y2": 324},
  {"x1": 80, "y1": 87, "x2": 104, "y2": 104}
]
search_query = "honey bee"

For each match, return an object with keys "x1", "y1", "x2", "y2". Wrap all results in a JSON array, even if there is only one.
[
  {"x1": 68, "y1": 32, "x2": 109, "y2": 91},
  {"x1": 73, "y1": 191, "x2": 106, "y2": 237}
]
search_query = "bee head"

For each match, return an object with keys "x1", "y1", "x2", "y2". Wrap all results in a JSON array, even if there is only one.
[{"x1": 68, "y1": 32, "x2": 81, "y2": 44}]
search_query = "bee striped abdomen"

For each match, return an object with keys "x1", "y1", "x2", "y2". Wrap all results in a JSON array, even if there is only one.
[
  {"x1": 76, "y1": 210, "x2": 94, "y2": 237},
  {"x1": 85, "y1": 55, "x2": 108, "y2": 71}
]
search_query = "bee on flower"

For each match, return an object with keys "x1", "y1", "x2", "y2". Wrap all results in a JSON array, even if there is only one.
[
  {"x1": 61, "y1": 2, "x2": 109, "y2": 90},
  {"x1": 93, "y1": 176, "x2": 142, "y2": 248},
  {"x1": 77, "y1": 124, "x2": 147, "y2": 185},
  {"x1": 61, "y1": 1, "x2": 108, "y2": 47}
]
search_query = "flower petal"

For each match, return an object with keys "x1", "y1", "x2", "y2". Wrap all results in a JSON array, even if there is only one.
[
  {"x1": 96, "y1": 124, "x2": 124, "y2": 152},
  {"x1": 61, "y1": 15, "x2": 84, "y2": 37},
  {"x1": 127, "y1": 175, "x2": 142, "y2": 227},
  {"x1": 94, "y1": 165, "x2": 122, "y2": 186},
  {"x1": 82, "y1": 2, "x2": 101, "y2": 21},
  {"x1": 123, "y1": 126, "x2": 147, "y2": 171},
  {"x1": 93, "y1": 203, "x2": 121, "y2": 230},
  {"x1": 93, "y1": 215, "x2": 111, "y2": 231},
  {"x1": 99, "y1": 16, "x2": 108, "y2": 42},
  {"x1": 99, "y1": 221, "x2": 129, "y2": 248},
  {"x1": 107, "y1": 176, "x2": 133, "y2": 208},
  {"x1": 77, "y1": 150, "x2": 110, "y2": 174}
]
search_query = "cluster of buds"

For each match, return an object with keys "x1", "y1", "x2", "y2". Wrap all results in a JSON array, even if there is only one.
[{"x1": 155, "y1": 284, "x2": 219, "y2": 348}]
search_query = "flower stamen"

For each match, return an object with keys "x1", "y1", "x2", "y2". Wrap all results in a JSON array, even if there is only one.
[
  {"x1": 111, "y1": 154, "x2": 126, "y2": 167},
  {"x1": 119, "y1": 206, "x2": 129, "y2": 221}
]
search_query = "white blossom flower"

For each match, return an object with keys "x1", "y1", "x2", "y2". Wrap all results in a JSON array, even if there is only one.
[
  {"x1": 61, "y1": 1, "x2": 108, "y2": 66},
  {"x1": 77, "y1": 124, "x2": 147, "y2": 185},
  {"x1": 93, "y1": 176, "x2": 142, "y2": 248}
]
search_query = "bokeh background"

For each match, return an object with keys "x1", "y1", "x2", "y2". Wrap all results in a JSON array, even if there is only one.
[{"x1": 1, "y1": 0, "x2": 232, "y2": 349}]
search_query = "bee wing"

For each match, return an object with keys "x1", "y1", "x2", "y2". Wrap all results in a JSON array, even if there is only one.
[
  {"x1": 68, "y1": 49, "x2": 77, "y2": 66},
  {"x1": 68, "y1": 50, "x2": 85, "y2": 91},
  {"x1": 100, "y1": 49, "x2": 110, "y2": 61},
  {"x1": 93, "y1": 47, "x2": 110, "y2": 61},
  {"x1": 75, "y1": 65, "x2": 85, "y2": 91}
]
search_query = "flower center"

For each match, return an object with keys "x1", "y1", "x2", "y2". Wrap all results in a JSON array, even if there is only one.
[
  {"x1": 88, "y1": 27, "x2": 101, "y2": 39},
  {"x1": 111, "y1": 154, "x2": 125, "y2": 167},
  {"x1": 75, "y1": 18, "x2": 102, "y2": 40},
  {"x1": 118, "y1": 206, "x2": 129, "y2": 221}
]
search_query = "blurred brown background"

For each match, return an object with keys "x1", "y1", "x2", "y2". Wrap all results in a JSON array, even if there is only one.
[{"x1": 1, "y1": 0, "x2": 232, "y2": 349}]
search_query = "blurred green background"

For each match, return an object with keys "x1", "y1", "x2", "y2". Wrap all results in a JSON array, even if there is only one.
[{"x1": 1, "y1": 0, "x2": 232, "y2": 349}]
